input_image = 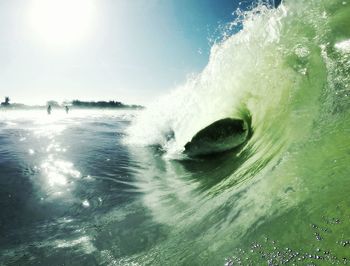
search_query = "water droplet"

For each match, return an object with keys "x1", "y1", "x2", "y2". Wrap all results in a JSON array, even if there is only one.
[{"x1": 82, "y1": 199, "x2": 90, "y2": 207}]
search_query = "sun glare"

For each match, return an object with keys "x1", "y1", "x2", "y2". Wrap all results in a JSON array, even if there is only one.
[{"x1": 27, "y1": 0, "x2": 96, "y2": 48}]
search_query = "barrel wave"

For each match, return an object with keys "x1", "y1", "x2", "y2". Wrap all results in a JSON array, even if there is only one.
[{"x1": 125, "y1": 0, "x2": 350, "y2": 264}]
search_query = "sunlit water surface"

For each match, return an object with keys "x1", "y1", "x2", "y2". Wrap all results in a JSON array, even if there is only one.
[{"x1": 0, "y1": 109, "x2": 152, "y2": 265}]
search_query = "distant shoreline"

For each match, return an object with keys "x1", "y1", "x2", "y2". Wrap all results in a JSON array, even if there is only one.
[{"x1": 0, "y1": 100, "x2": 144, "y2": 110}]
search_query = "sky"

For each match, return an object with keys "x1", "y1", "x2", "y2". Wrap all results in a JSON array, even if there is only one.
[{"x1": 0, "y1": 0, "x2": 276, "y2": 105}]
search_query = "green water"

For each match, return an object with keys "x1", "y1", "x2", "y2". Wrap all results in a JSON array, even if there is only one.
[{"x1": 125, "y1": 0, "x2": 350, "y2": 264}]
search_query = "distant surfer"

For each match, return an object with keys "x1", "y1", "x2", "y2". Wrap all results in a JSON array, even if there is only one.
[
  {"x1": 47, "y1": 105, "x2": 52, "y2": 115},
  {"x1": 65, "y1": 105, "x2": 69, "y2": 114}
]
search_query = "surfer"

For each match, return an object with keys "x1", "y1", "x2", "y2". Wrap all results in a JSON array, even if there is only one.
[
  {"x1": 47, "y1": 105, "x2": 52, "y2": 115},
  {"x1": 65, "y1": 105, "x2": 69, "y2": 114}
]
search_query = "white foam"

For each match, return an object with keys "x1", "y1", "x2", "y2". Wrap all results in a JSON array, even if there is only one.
[
  {"x1": 335, "y1": 39, "x2": 350, "y2": 53},
  {"x1": 126, "y1": 4, "x2": 288, "y2": 156}
]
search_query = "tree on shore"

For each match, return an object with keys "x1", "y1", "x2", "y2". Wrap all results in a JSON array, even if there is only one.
[
  {"x1": 46, "y1": 100, "x2": 60, "y2": 107},
  {"x1": 1, "y1": 97, "x2": 10, "y2": 106}
]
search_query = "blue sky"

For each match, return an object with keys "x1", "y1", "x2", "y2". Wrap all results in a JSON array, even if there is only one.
[{"x1": 0, "y1": 0, "x2": 277, "y2": 105}]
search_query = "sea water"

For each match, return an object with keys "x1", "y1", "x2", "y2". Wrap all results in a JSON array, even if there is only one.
[
  {"x1": 1, "y1": 0, "x2": 350, "y2": 265},
  {"x1": 0, "y1": 109, "x2": 147, "y2": 265}
]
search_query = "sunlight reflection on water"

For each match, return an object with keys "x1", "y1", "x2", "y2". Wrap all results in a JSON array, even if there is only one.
[
  {"x1": 0, "y1": 108, "x2": 141, "y2": 264},
  {"x1": 41, "y1": 158, "x2": 81, "y2": 187}
]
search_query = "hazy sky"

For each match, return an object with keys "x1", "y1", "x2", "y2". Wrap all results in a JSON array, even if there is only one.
[{"x1": 0, "y1": 0, "x2": 270, "y2": 105}]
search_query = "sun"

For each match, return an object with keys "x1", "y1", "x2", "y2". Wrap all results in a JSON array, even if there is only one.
[{"x1": 27, "y1": 0, "x2": 96, "y2": 48}]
